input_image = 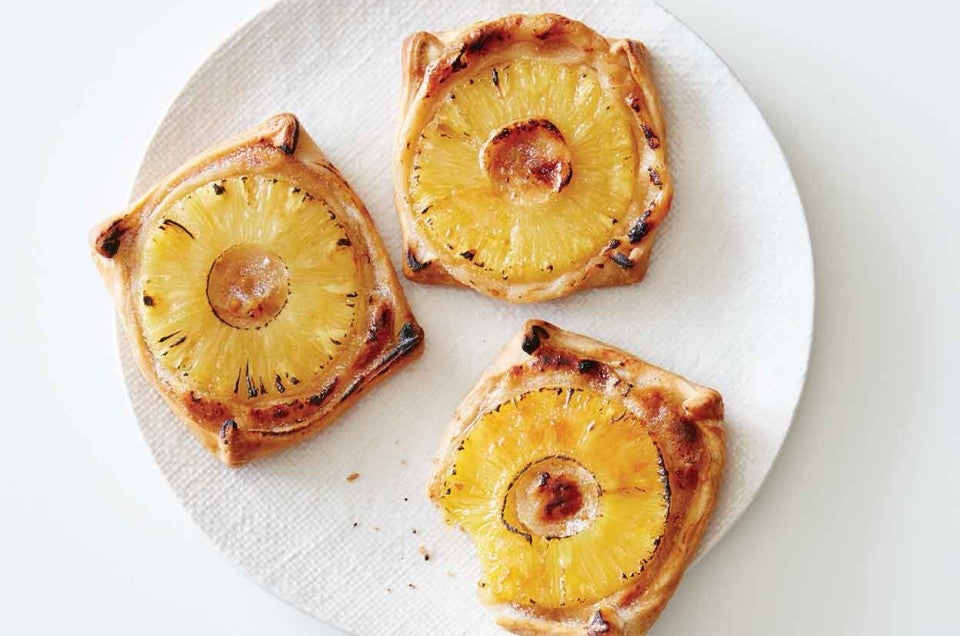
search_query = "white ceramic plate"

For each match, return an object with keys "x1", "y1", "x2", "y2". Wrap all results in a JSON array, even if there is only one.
[{"x1": 119, "y1": 1, "x2": 813, "y2": 633}]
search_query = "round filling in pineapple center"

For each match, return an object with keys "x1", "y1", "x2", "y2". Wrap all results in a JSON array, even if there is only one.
[
  {"x1": 206, "y1": 244, "x2": 290, "y2": 330},
  {"x1": 481, "y1": 118, "x2": 573, "y2": 203},
  {"x1": 505, "y1": 455, "x2": 600, "y2": 540}
]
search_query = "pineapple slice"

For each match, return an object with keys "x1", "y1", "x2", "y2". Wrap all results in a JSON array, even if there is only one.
[
  {"x1": 441, "y1": 387, "x2": 668, "y2": 607},
  {"x1": 396, "y1": 14, "x2": 673, "y2": 302},
  {"x1": 139, "y1": 175, "x2": 361, "y2": 399},
  {"x1": 429, "y1": 321, "x2": 725, "y2": 635},
  {"x1": 92, "y1": 114, "x2": 423, "y2": 465}
]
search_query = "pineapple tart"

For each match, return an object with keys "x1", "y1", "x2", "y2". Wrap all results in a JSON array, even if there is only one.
[
  {"x1": 92, "y1": 114, "x2": 423, "y2": 466},
  {"x1": 396, "y1": 14, "x2": 673, "y2": 303},
  {"x1": 429, "y1": 321, "x2": 724, "y2": 635}
]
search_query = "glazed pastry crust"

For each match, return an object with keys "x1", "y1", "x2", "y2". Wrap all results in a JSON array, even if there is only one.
[
  {"x1": 91, "y1": 114, "x2": 423, "y2": 466},
  {"x1": 396, "y1": 14, "x2": 673, "y2": 303},
  {"x1": 429, "y1": 321, "x2": 723, "y2": 635}
]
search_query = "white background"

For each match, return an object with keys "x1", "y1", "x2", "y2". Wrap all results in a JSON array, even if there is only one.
[{"x1": 2, "y1": 1, "x2": 957, "y2": 634}]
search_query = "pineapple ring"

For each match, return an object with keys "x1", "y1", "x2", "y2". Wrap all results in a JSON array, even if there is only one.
[
  {"x1": 92, "y1": 114, "x2": 423, "y2": 466},
  {"x1": 138, "y1": 174, "x2": 362, "y2": 400},
  {"x1": 396, "y1": 14, "x2": 673, "y2": 302},
  {"x1": 429, "y1": 321, "x2": 725, "y2": 635},
  {"x1": 443, "y1": 387, "x2": 669, "y2": 607}
]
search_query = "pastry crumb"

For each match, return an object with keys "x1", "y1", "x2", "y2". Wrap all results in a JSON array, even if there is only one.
[
  {"x1": 346, "y1": 472, "x2": 360, "y2": 482},
  {"x1": 408, "y1": 583, "x2": 417, "y2": 589},
  {"x1": 419, "y1": 545, "x2": 431, "y2": 561}
]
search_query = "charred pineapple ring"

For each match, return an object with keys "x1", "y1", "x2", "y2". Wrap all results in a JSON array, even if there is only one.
[
  {"x1": 430, "y1": 321, "x2": 724, "y2": 635},
  {"x1": 396, "y1": 14, "x2": 672, "y2": 302},
  {"x1": 92, "y1": 114, "x2": 423, "y2": 465}
]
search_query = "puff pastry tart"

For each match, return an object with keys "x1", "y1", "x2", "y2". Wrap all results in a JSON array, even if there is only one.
[
  {"x1": 92, "y1": 114, "x2": 423, "y2": 466},
  {"x1": 429, "y1": 321, "x2": 723, "y2": 635},
  {"x1": 396, "y1": 14, "x2": 673, "y2": 303}
]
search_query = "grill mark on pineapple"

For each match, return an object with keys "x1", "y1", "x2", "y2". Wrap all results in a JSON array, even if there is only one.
[
  {"x1": 158, "y1": 330, "x2": 182, "y2": 344},
  {"x1": 163, "y1": 335, "x2": 187, "y2": 354},
  {"x1": 491, "y1": 67, "x2": 502, "y2": 98},
  {"x1": 159, "y1": 218, "x2": 195, "y2": 239},
  {"x1": 274, "y1": 374, "x2": 286, "y2": 394},
  {"x1": 245, "y1": 362, "x2": 258, "y2": 398},
  {"x1": 142, "y1": 295, "x2": 154, "y2": 306},
  {"x1": 211, "y1": 182, "x2": 226, "y2": 195}
]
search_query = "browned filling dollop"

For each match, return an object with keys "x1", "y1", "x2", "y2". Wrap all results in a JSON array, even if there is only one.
[
  {"x1": 482, "y1": 118, "x2": 573, "y2": 202},
  {"x1": 207, "y1": 244, "x2": 290, "y2": 330},
  {"x1": 536, "y1": 472, "x2": 585, "y2": 523},
  {"x1": 504, "y1": 455, "x2": 601, "y2": 540}
]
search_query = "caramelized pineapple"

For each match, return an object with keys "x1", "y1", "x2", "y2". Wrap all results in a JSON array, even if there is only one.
[
  {"x1": 410, "y1": 59, "x2": 637, "y2": 284},
  {"x1": 397, "y1": 14, "x2": 673, "y2": 302},
  {"x1": 439, "y1": 387, "x2": 668, "y2": 608},
  {"x1": 429, "y1": 321, "x2": 725, "y2": 635},
  {"x1": 139, "y1": 175, "x2": 362, "y2": 400},
  {"x1": 92, "y1": 114, "x2": 422, "y2": 465}
]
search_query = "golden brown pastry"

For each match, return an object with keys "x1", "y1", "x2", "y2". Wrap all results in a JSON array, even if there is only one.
[
  {"x1": 396, "y1": 14, "x2": 673, "y2": 303},
  {"x1": 91, "y1": 114, "x2": 423, "y2": 466},
  {"x1": 429, "y1": 320, "x2": 723, "y2": 634}
]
